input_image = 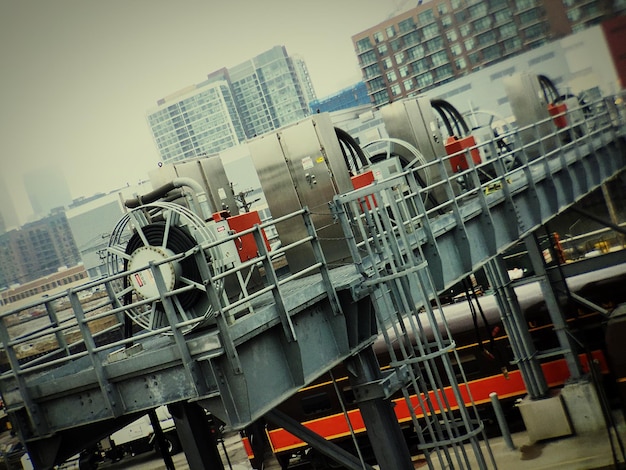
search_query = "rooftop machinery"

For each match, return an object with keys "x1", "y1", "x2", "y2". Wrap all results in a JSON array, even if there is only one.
[{"x1": 1, "y1": 77, "x2": 625, "y2": 470}]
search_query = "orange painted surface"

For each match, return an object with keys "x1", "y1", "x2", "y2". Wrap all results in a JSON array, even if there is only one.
[{"x1": 258, "y1": 350, "x2": 608, "y2": 455}]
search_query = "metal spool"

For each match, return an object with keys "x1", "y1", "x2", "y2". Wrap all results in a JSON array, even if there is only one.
[
  {"x1": 106, "y1": 201, "x2": 222, "y2": 334},
  {"x1": 362, "y1": 137, "x2": 432, "y2": 200}
]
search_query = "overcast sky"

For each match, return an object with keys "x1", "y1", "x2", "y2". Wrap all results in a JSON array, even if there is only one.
[{"x1": 0, "y1": 1, "x2": 405, "y2": 223}]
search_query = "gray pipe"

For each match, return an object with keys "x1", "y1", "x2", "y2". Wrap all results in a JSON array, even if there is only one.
[{"x1": 490, "y1": 392, "x2": 515, "y2": 450}]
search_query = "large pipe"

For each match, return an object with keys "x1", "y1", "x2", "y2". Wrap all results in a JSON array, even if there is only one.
[{"x1": 124, "y1": 177, "x2": 214, "y2": 220}]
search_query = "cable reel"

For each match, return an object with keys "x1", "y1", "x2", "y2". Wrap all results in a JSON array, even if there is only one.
[
  {"x1": 362, "y1": 137, "x2": 432, "y2": 201},
  {"x1": 107, "y1": 201, "x2": 223, "y2": 335}
]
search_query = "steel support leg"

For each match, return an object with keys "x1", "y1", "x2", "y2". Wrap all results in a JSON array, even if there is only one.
[
  {"x1": 485, "y1": 256, "x2": 549, "y2": 399},
  {"x1": 345, "y1": 347, "x2": 415, "y2": 470},
  {"x1": 148, "y1": 409, "x2": 175, "y2": 470},
  {"x1": 168, "y1": 402, "x2": 225, "y2": 470},
  {"x1": 524, "y1": 233, "x2": 583, "y2": 380}
]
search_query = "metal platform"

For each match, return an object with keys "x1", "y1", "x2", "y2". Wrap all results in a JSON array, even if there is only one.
[{"x1": 1, "y1": 94, "x2": 625, "y2": 469}]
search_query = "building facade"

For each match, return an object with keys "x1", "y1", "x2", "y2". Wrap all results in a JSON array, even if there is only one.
[
  {"x1": 352, "y1": 0, "x2": 626, "y2": 107},
  {"x1": 0, "y1": 211, "x2": 81, "y2": 289},
  {"x1": 147, "y1": 46, "x2": 315, "y2": 164},
  {"x1": 309, "y1": 82, "x2": 371, "y2": 113},
  {"x1": 147, "y1": 81, "x2": 246, "y2": 164}
]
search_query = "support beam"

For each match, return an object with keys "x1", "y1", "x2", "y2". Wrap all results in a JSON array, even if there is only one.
[
  {"x1": 485, "y1": 256, "x2": 549, "y2": 399},
  {"x1": 524, "y1": 233, "x2": 583, "y2": 380},
  {"x1": 168, "y1": 402, "x2": 225, "y2": 470},
  {"x1": 346, "y1": 347, "x2": 415, "y2": 470},
  {"x1": 265, "y1": 409, "x2": 376, "y2": 470}
]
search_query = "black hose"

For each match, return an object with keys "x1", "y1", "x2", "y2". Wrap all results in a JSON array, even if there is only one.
[
  {"x1": 441, "y1": 100, "x2": 470, "y2": 135},
  {"x1": 538, "y1": 74, "x2": 560, "y2": 104},
  {"x1": 335, "y1": 127, "x2": 369, "y2": 173},
  {"x1": 431, "y1": 99, "x2": 470, "y2": 137},
  {"x1": 431, "y1": 100, "x2": 455, "y2": 137}
]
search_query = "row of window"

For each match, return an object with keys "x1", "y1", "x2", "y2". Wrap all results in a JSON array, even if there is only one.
[{"x1": 2, "y1": 272, "x2": 88, "y2": 304}]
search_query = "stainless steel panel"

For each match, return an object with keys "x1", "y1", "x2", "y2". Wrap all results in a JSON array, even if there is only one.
[
  {"x1": 249, "y1": 114, "x2": 351, "y2": 272},
  {"x1": 503, "y1": 72, "x2": 558, "y2": 157},
  {"x1": 175, "y1": 157, "x2": 239, "y2": 216},
  {"x1": 381, "y1": 96, "x2": 448, "y2": 205},
  {"x1": 381, "y1": 96, "x2": 445, "y2": 163}
]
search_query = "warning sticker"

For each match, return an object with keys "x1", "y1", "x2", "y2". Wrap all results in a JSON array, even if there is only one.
[
  {"x1": 316, "y1": 156, "x2": 325, "y2": 164},
  {"x1": 302, "y1": 156, "x2": 314, "y2": 170}
]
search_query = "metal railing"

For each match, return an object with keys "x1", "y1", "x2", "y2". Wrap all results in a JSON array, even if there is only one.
[{"x1": 0, "y1": 207, "x2": 338, "y2": 432}]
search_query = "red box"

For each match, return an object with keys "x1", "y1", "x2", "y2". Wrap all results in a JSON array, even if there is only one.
[
  {"x1": 351, "y1": 170, "x2": 377, "y2": 210},
  {"x1": 225, "y1": 211, "x2": 270, "y2": 262},
  {"x1": 445, "y1": 135, "x2": 481, "y2": 173},
  {"x1": 548, "y1": 102, "x2": 568, "y2": 129}
]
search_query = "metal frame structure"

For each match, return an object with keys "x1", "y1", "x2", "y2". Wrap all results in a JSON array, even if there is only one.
[{"x1": 0, "y1": 92, "x2": 624, "y2": 470}]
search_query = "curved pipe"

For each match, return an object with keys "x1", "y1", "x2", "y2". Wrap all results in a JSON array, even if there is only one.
[{"x1": 124, "y1": 177, "x2": 214, "y2": 219}]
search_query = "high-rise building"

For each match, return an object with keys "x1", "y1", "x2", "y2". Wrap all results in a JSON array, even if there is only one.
[
  {"x1": 147, "y1": 81, "x2": 246, "y2": 164},
  {"x1": 0, "y1": 211, "x2": 81, "y2": 289},
  {"x1": 148, "y1": 46, "x2": 315, "y2": 165},
  {"x1": 0, "y1": 177, "x2": 19, "y2": 234},
  {"x1": 23, "y1": 166, "x2": 73, "y2": 219},
  {"x1": 352, "y1": 0, "x2": 626, "y2": 107}
]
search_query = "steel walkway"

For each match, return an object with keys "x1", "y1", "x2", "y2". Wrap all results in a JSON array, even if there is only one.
[{"x1": 1, "y1": 95, "x2": 625, "y2": 469}]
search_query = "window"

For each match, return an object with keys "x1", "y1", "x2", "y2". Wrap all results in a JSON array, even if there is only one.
[
  {"x1": 425, "y1": 37, "x2": 444, "y2": 53},
  {"x1": 404, "y1": 30, "x2": 420, "y2": 46},
  {"x1": 441, "y1": 14, "x2": 453, "y2": 28},
  {"x1": 369, "y1": 77, "x2": 385, "y2": 91},
  {"x1": 524, "y1": 23, "x2": 544, "y2": 39},
  {"x1": 391, "y1": 83, "x2": 402, "y2": 96},
  {"x1": 446, "y1": 29, "x2": 458, "y2": 42},
  {"x1": 412, "y1": 58, "x2": 429, "y2": 73},
  {"x1": 356, "y1": 37, "x2": 372, "y2": 52},
  {"x1": 383, "y1": 57, "x2": 393, "y2": 69},
  {"x1": 435, "y1": 64, "x2": 453, "y2": 80},
  {"x1": 438, "y1": 3, "x2": 449, "y2": 14},
  {"x1": 455, "y1": 57, "x2": 467, "y2": 70},
  {"x1": 373, "y1": 31, "x2": 384, "y2": 43},
  {"x1": 450, "y1": 43, "x2": 463, "y2": 56},
  {"x1": 477, "y1": 30, "x2": 496, "y2": 46},
  {"x1": 378, "y1": 43, "x2": 389, "y2": 56},
  {"x1": 499, "y1": 22, "x2": 517, "y2": 39},
  {"x1": 359, "y1": 50, "x2": 377, "y2": 65},
  {"x1": 373, "y1": 89, "x2": 390, "y2": 105},
  {"x1": 399, "y1": 17, "x2": 416, "y2": 33},
  {"x1": 464, "y1": 37, "x2": 475, "y2": 51},
  {"x1": 468, "y1": 3, "x2": 487, "y2": 18},
  {"x1": 519, "y1": 8, "x2": 542, "y2": 24},
  {"x1": 391, "y1": 39, "x2": 402, "y2": 52},
  {"x1": 407, "y1": 44, "x2": 425, "y2": 60},
  {"x1": 482, "y1": 44, "x2": 501, "y2": 62},
  {"x1": 473, "y1": 16, "x2": 492, "y2": 32},
  {"x1": 404, "y1": 78, "x2": 415, "y2": 90},
  {"x1": 418, "y1": 8, "x2": 435, "y2": 24},
  {"x1": 459, "y1": 24, "x2": 471, "y2": 37},
  {"x1": 386, "y1": 25, "x2": 396, "y2": 38},
  {"x1": 386, "y1": 70, "x2": 398, "y2": 83},
  {"x1": 399, "y1": 65, "x2": 410, "y2": 77},
  {"x1": 431, "y1": 51, "x2": 449, "y2": 66},
  {"x1": 422, "y1": 23, "x2": 439, "y2": 39},
  {"x1": 417, "y1": 72, "x2": 434, "y2": 88},
  {"x1": 364, "y1": 64, "x2": 381, "y2": 79},
  {"x1": 395, "y1": 51, "x2": 405, "y2": 65}
]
